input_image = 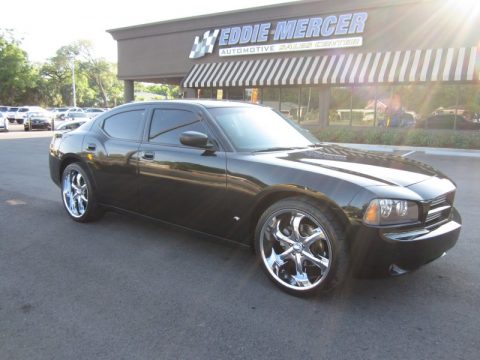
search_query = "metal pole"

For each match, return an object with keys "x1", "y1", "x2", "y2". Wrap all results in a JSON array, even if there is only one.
[
  {"x1": 454, "y1": 85, "x2": 459, "y2": 131},
  {"x1": 349, "y1": 87, "x2": 353, "y2": 126}
]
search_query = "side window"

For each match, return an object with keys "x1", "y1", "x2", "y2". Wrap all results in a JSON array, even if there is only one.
[
  {"x1": 103, "y1": 109, "x2": 144, "y2": 141},
  {"x1": 149, "y1": 109, "x2": 208, "y2": 146}
]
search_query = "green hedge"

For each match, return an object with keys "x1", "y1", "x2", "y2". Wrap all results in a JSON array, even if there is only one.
[{"x1": 307, "y1": 126, "x2": 480, "y2": 149}]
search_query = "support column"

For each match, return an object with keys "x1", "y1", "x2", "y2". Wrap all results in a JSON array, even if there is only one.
[
  {"x1": 124, "y1": 80, "x2": 134, "y2": 103},
  {"x1": 318, "y1": 86, "x2": 331, "y2": 126}
]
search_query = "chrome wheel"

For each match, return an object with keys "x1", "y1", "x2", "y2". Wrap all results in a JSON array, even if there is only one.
[
  {"x1": 62, "y1": 169, "x2": 88, "y2": 218},
  {"x1": 259, "y1": 209, "x2": 332, "y2": 292}
]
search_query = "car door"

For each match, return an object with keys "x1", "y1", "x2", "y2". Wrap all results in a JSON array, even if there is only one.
[
  {"x1": 83, "y1": 106, "x2": 147, "y2": 211},
  {"x1": 137, "y1": 105, "x2": 228, "y2": 235}
]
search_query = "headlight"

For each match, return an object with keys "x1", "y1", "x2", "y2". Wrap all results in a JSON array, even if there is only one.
[{"x1": 363, "y1": 199, "x2": 419, "y2": 226}]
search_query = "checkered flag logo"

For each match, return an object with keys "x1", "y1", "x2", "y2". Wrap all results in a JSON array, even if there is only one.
[{"x1": 189, "y1": 29, "x2": 220, "y2": 59}]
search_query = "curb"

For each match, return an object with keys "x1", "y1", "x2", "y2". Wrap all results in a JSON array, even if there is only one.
[{"x1": 327, "y1": 143, "x2": 480, "y2": 158}]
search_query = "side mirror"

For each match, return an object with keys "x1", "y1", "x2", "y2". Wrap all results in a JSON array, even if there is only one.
[{"x1": 180, "y1": 131, "x2": 214, "y2": 149}]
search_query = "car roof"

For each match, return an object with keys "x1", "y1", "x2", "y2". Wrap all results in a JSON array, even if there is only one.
[{"x1": 117, "y1": 99, "x2": 260, "y2": 110}]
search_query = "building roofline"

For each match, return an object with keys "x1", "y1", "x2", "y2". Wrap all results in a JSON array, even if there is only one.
[{"x1": 107, "y1": 0, "x2": 435, "y2": 40}]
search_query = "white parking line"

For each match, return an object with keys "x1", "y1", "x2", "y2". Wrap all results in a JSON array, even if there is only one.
[{"x1": 401, "y1": 150, "x2": 417, "y2": 158}]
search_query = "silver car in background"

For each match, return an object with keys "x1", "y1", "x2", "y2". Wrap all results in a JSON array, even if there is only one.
[{"x1": 0, "y1": 111, "x2": 9, "y2": 132}]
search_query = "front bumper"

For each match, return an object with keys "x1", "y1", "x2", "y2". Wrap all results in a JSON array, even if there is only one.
[{"x1": 350, "y1": 208, "x2": 461, "y2": 276}]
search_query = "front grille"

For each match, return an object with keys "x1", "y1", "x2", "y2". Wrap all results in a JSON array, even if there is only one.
[{"x1": 425, "y1": 193, "x2": 453, "y2": 229}]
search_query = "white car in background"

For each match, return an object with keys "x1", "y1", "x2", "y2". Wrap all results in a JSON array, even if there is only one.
[
  {"x1": 6, "y1": 107, "x2": 19, "y2": 123},
  {"x1": 0, "y1": 111, "x2": 9, "y2": 132},
  {"x1": 84, "y1": 108, "x2": 105, "y2": 118},
  {"x1": 63, "y1": 111, "x2": 89, "y2": 122},
  {"x1": 15, "y1": 106, "x2": 45, "y2": 124},
  {"x1": 54, "y1": 107, "x2": 83, "y2": 120}
]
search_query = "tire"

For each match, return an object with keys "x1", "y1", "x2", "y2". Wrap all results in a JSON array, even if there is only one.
[
  {"x1": 61, "y1": 163, "x2": 104, "y2": 222},
  {"x1": 254, "y1": 197, "x2": 349, "y2": 296}
]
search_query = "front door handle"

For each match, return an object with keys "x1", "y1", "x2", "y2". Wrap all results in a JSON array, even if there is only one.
[{"x1": 142, "y1": 151, "x2": 155, "y2": 160}]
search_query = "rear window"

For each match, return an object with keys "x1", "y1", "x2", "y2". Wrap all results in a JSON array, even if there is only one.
[{"x1": 102, "y1": 110, "x2": 145, "y2": 141}]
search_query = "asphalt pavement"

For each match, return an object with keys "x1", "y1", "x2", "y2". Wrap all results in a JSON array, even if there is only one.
[{"x1": 1, "y1": 126, "x2": 479, "y2": 360}]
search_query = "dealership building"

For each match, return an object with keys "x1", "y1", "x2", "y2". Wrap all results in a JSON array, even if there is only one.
[{"x1": 108, "y1": 0, "x2": 480, "y2": 127}]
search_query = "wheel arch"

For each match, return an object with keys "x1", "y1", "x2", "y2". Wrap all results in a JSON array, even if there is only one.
[
  {"x1": 248, "y1": 186, "x2": 352, "y2": 248},
  {"x1": 59, "y1": 155, "x2": 98, "y2": 191}
]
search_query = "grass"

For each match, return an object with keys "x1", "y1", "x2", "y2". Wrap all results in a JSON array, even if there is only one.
[{"x1": 306, "y1": 126, "x2": 480, "y2": 149}]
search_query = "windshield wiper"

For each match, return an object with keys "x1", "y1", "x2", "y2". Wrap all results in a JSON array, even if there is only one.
[
  {"x1": 253, "y1": 146, "x2": 307, "y2": 153},
  {"x1": 308, "y1": 143, "x2": 324, "y2": 148}
]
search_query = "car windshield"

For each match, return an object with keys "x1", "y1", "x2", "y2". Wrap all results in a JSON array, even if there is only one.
[
  {"x1": 209, "y1": 106, "x2": 316, "y2": 152},
  {"x1": 9, "y1": 107, "x2": 19, "y2": 111}
]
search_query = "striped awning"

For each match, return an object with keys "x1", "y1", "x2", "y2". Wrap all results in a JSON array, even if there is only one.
[{"x1": 182, "y1": 47, "x2": 479, "y2": 88}]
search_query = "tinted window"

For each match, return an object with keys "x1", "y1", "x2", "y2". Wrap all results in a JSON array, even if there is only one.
[
  {"x1": 103, "y1": 109, "x2": 145, "y2": 141},
  {"x1": 210, "y1": 107, "x2": 313, "y2": 152},
  {"x1": 149, "y1": 109, "x2": 208, "y2": 146}
]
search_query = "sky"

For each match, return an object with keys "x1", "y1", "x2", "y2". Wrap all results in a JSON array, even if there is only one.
[{"x1": 1, "y1": 0, "x2": 296, "y2": 63}]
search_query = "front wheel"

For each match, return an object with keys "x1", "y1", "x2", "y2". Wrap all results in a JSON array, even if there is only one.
[
  {"x1": 254, "y1": 197, "x2": 349, "y2": 296},
  {"x1": 61, "y1": 163, "x2": 104, "y2": 222}
]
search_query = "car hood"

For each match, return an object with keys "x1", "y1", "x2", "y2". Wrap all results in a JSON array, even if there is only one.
[{"x1": 259, "y1": 145, "x2": 445, "y2": 187}]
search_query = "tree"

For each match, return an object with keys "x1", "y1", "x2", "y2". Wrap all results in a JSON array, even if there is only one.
[
  {"x1": 40, "y1": 40, "x2": 124, "y2": 107},
  {"x1": 146, "y1": 83, "x2": 182, "y2": 99},
  {"x1": 0, "y1": 29, "x2": 38, "y2": 105}
]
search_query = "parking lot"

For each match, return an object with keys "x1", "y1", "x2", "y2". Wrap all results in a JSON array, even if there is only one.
[{"x1": 1, "y1": 126, "x2": 479, "y2": 360}]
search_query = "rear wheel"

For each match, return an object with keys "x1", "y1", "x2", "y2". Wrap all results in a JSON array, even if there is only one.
[
  {"x1": 255, "y1": 197, "x2": 349, "y2": 296},
  {"x1": 61, "y1": 163, "x2": 104, "y2": 222}
]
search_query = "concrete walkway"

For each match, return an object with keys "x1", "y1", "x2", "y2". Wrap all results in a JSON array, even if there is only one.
[{"x1": 330, "y1": 142, "x2": 480, "y2": 158}]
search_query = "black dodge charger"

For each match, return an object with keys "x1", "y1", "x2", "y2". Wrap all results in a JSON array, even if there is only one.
[{"x1": 49, "y1": 100, "x2": 461, "y2": 296}]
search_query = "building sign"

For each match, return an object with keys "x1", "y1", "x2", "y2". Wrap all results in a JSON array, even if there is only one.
[{"x1": 189, "y1": 12, "x2": 368, "y2": 59}]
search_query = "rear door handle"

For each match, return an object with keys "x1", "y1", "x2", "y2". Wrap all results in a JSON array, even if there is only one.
[
  {"x1": 142, "y1": 151, "x2": 155, "y2": 160},
  {"x1": 86, "y1": 143, "x2": 96, "y2": 151}
]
